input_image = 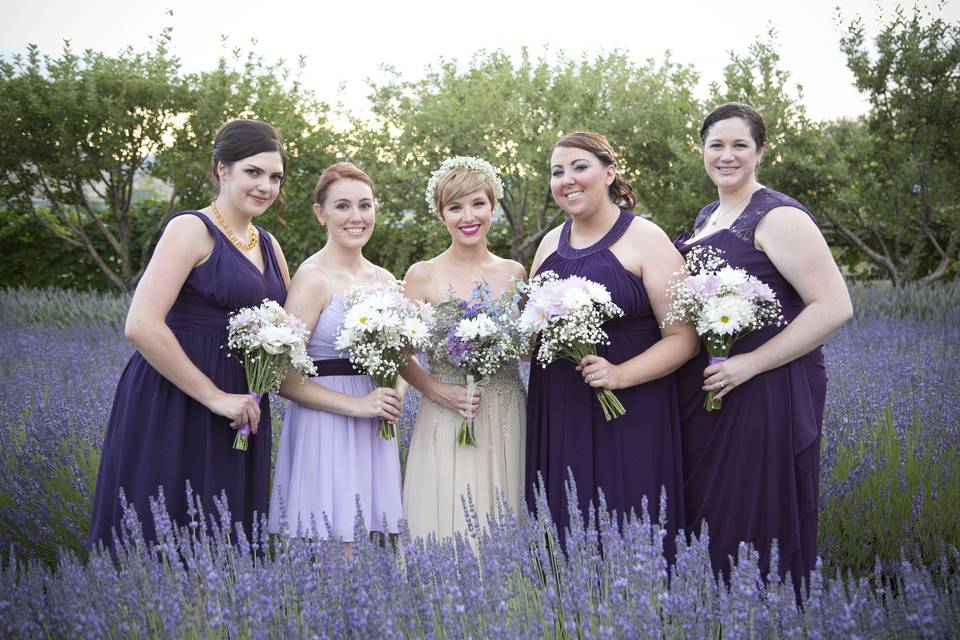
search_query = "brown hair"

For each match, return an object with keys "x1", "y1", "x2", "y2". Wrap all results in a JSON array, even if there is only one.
[
  {"x1": 433, "y1": 167, "x2": 498, "y2": 220},
  {"x1": 554, "y1": 131, "x2": 638, "y2": 211},
  {"x1": 699, "y1": 102, "x2": 767, "y2": 150},
  {"x1": 212, "y1": 119, "x2": 287, "y2": 212},
  {"x1": 313, "y1": 162, "x2": 376, "y2": 207}
]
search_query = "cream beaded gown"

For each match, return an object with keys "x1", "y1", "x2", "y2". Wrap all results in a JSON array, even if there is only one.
[{"x1": 402, "y1": 267, "x2": 526, "y2": 539}]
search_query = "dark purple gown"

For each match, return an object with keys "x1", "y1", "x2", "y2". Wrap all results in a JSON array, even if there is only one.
[
  {"x1": 525, "y1": 209, "x2": 684, "y2": 553},
  {"x1": 88, "y1": 211, "x2": 286, "y2": 550},
  {"x1": 674, "y1": 188, "x2": 825, "y2": 590}
]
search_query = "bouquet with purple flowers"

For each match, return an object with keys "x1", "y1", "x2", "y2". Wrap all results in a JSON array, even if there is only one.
[
  {"x1": 430, "y1": 282, "x2": 525, "y2": 446},
  {"x1": 663, "y1": 246, "x2": 784, "y2": 410},
  {"x1": 517, "y1": 271, "x2": 626, "y2": 421},
  {"x1": 226, "y1": 299, "x2": 317, "y2": 451}
]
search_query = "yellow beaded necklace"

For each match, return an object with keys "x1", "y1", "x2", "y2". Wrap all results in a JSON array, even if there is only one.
[{"x1": 210, "y1": 201, "x2": 258, "y2": 252}]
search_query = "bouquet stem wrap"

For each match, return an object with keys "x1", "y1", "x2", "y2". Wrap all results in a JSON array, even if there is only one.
[
  {"x1": 457, "y1": 374, "x2": 479, "y2": 447},
  {"x1": 704, "y1": 354, "x2": 728, "y2": 412},
  {"x1": 233, "y1": 392, "x2": 262, "y2": 451}
]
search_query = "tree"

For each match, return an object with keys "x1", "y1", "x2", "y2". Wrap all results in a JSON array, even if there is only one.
[
  {"x1": 0, "y1": 28, "x2": 338, "y2": 291},
  {"x1": 352, "y1": 49, "x2": 703, "y2": 273},
  {"x1": 0, "y1": 29, "x2": 188, "y2": 291},
  {"x1": 828, "y1": 4, "x2": 960, "y2": 285}
]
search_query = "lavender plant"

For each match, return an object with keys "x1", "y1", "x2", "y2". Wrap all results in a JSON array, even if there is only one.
[{"x1": 1, "y1": 284, "x2": 960, "y2": 635}]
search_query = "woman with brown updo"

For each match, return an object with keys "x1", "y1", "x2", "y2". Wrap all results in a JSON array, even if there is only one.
[{"x1": 525, "y1": 132, "x2": 698, "y2": 554}]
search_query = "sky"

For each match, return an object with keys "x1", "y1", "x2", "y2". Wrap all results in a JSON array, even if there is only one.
[{"x1": 1, "y1": 0, "x2": 957, "y2": 122}]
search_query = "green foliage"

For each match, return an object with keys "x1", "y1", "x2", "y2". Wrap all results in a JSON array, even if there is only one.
[
  {"x1": 820, "y1": 408, "x2": 960, "y2": 576},
  {"x1": 0, "y1": 25, "x2": 339, "y2": 290},
  {"x1": 352, "y1": 48, "x2": 704, "y2": 272},
  {"x1": 828, "y1": 4, "x2": 960, "y2": 285}
]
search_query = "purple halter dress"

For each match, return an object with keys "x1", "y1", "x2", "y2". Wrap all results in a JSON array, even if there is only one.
[{"x1": 525, "y1": 209, "x2": 684, "y2": 554}]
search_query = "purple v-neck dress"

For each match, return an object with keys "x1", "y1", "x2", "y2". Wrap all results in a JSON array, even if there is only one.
[
  {"x1": 525, "y1": 209, "x2": 684, "y2": 553},
  {"x1": 674, "y1": 188, "x2": 826, "y2": 589},
  {"x1": 88, "y1": 211, "x2": 286, "y2": 550}
]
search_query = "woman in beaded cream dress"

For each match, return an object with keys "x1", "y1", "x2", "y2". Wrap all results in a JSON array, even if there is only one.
[{"x1": 401, "y1": 157, "x2": 527, "y2": 539}]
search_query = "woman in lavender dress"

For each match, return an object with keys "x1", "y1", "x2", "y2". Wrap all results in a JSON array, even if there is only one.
[
  {"x1": 89, "y1": 120, "x2": 290, "y2": 550},
  {"x1": 268, "y1": 163, "x2": 403, "y2": 554},
  {"x1": 674, "y1": 103, "x2": 852, "y2": 591},
  {"x1": 525, "y1": 132, "x2": 698, "y2": 552}
]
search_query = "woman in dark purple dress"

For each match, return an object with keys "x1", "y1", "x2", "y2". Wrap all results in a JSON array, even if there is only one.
[
  {"x1": 525, "y1": 132, "x2": 698, "y2": 552},
  {"x1": 674, "y1": 103, "x2": 852, "y2": 591},
  {"x1": 88, "y1": 120, "x2": 292, "y2": 550}
]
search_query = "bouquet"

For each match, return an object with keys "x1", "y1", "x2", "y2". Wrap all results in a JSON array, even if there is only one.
[
  {"x1": 517, "y1": 271, "x2": 626, "y2": 421},
  {"x1": 334, "y1": 280, "x2": 434, "y2": 439},
  {"x1": 430, "y1": 282, "x2": 526, "y2": 447},
  {"x1": 226, "y1": 299, "x2": 317, "y2": 451},
  {"x1": 663, "y1": 246, "x2": 784, "y2": 411}
]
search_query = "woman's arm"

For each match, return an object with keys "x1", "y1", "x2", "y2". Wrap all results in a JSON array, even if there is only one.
[
  {"x1": 124, "y1": 215, "x2": 263, "y2": 430},
  {"x1": 398, "y1": 261, "x2": 480, "y2": 419},
  {"x1": 277, "y1": 261, "x2": 401, "y2": 423},
  {"x1": 706, "y1": 206, "x2": 853, "y2": 400},
  {"x1": 581, "y1": 221, "x2": 699, "y2": 389}
]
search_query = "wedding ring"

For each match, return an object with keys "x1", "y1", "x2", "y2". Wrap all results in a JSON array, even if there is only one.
[{"x1": 719, "y1": 381, "x2": 725, "y2": 388}]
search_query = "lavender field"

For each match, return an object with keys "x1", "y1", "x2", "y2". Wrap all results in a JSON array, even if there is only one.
[{"x1": 1, "y1": 284, "x2": 958, "y2": 637}]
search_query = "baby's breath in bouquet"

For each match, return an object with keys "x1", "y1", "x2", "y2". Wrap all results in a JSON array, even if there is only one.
[
  {"x1": 227, "y1": 299, "x2": 317, "y2": 451},
  {"x1": 663, "y1": 246, "x2": 784, "y2": 410},
  {"x1": 431, "y1": 282, "x2": 525, "y2": 446},
  {"x1": 518, "y1": 271, "x2": 626, "y2": 421},
  {"x1": 335, "y1": 280, "x2": 434, "y2": 439}
]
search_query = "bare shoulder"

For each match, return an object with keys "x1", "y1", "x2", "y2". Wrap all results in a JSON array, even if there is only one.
[
  {"x1": 162, "y1": 212, "x2": 211, "y2": 240},
  {"x1": 374, "y1": 264, "x2": 398, "y2": 283},
  {"x1": 156, "y1": 213, "x2": 214, "y2": 259},
  {"x1": 289, "y1": 258, "x2": 332, "y2": 296},
  {"x1": 505, "y1": 258, "x2": 527, "y2": 281},
  {"x1": 531, "y1": 224, "x2": 564, "y2": 274},
  {"x1": 755, "y1": 205, "x2": 823, "y2": 251},
  {"x1": 625, "y1": 215, "x2": 671, "y2": 244},
  {"x1": 403, "y1": 261, "x2": 433, "y2": 300}
]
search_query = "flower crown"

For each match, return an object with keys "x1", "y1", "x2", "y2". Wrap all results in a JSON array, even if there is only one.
[{"x1": 424, "y1": 156, "x2": 505, "y2": 217}]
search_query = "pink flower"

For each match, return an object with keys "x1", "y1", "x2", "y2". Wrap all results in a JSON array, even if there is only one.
[{"x1": 684, "y1": 274, "x2": 719, "y2": 300}]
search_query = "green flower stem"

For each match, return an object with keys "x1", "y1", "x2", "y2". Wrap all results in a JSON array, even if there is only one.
[{"x1": 559, "y1": 342, "x2": 626, "y2": 422}]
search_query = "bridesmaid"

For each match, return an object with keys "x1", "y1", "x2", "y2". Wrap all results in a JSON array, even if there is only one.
[
  {"x1": 268, "y1": 162, "x2": 403, "y2": 553},
  {"x1": 89, "y1": 119, "x2": 290, "y2": 549},
  {"x1": 674, "y1": 102, "x2": 852, "y2": 591},
  {"x1": 401, "y1": 156, "x2": 527, "y2": 539},
  {"x1": 525, "y1": 132, "x2": 698, "y2": 553}
]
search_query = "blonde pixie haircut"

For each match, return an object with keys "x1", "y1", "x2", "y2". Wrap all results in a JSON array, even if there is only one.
[{"x1": 432, "y1": 167, "x2": 499, "y2": 220}]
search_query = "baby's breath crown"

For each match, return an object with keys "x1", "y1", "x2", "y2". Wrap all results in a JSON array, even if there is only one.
[{"x1": 424, "y1": 156, "x2": 505, "y2": 217}]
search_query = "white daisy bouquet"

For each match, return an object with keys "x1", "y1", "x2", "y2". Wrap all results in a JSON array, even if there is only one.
[
  {"x1": 663, "y1": 246, "x2": 784, "y2": 411},
  {"x1": 517, "y1": 271, "x2": 626, "y2": 421},
  {"x1": 431, "y1": 282, "x2": 525, "y2": 447},
  {"x1": 334, "y1": 280, "x2": 434, "y2": 439},
  {"x1": 226, "y1": 299, "x2": 317, "y2": 451}
]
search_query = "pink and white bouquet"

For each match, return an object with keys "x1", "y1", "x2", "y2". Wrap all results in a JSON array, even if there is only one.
[
  {"x1": 430, "y1": 282, "x2": 525, "y2": 447},
  {"x1": 227, "y1": 299, "x2": 317, "y2": 451},
  {"x1": 518, "y1": 271, "x2": 626, "y2": 421},
  {"x1": 663, "y1": 246, "x2": 784, "y2": 411},
  {"x1": 334, "y1": 280, "x2": 434, "y2": 439}
]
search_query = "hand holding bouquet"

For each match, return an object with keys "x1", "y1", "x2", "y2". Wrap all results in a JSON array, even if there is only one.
[
  {"x1": 226, "y1": 299, "x2": 317, "y2": 450},
  {"x1": 663, "y1": 246, "x2": 784, "y2": 410},
  {"x1": 334, "y1": 280, "x2": 434, "y2": 439},
  {"x1": 518, "y1": 271, "x2": 626, "y2": 421},
  {"x1": 431, "y1": 282, "x2": 525, "y2": 446}
]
